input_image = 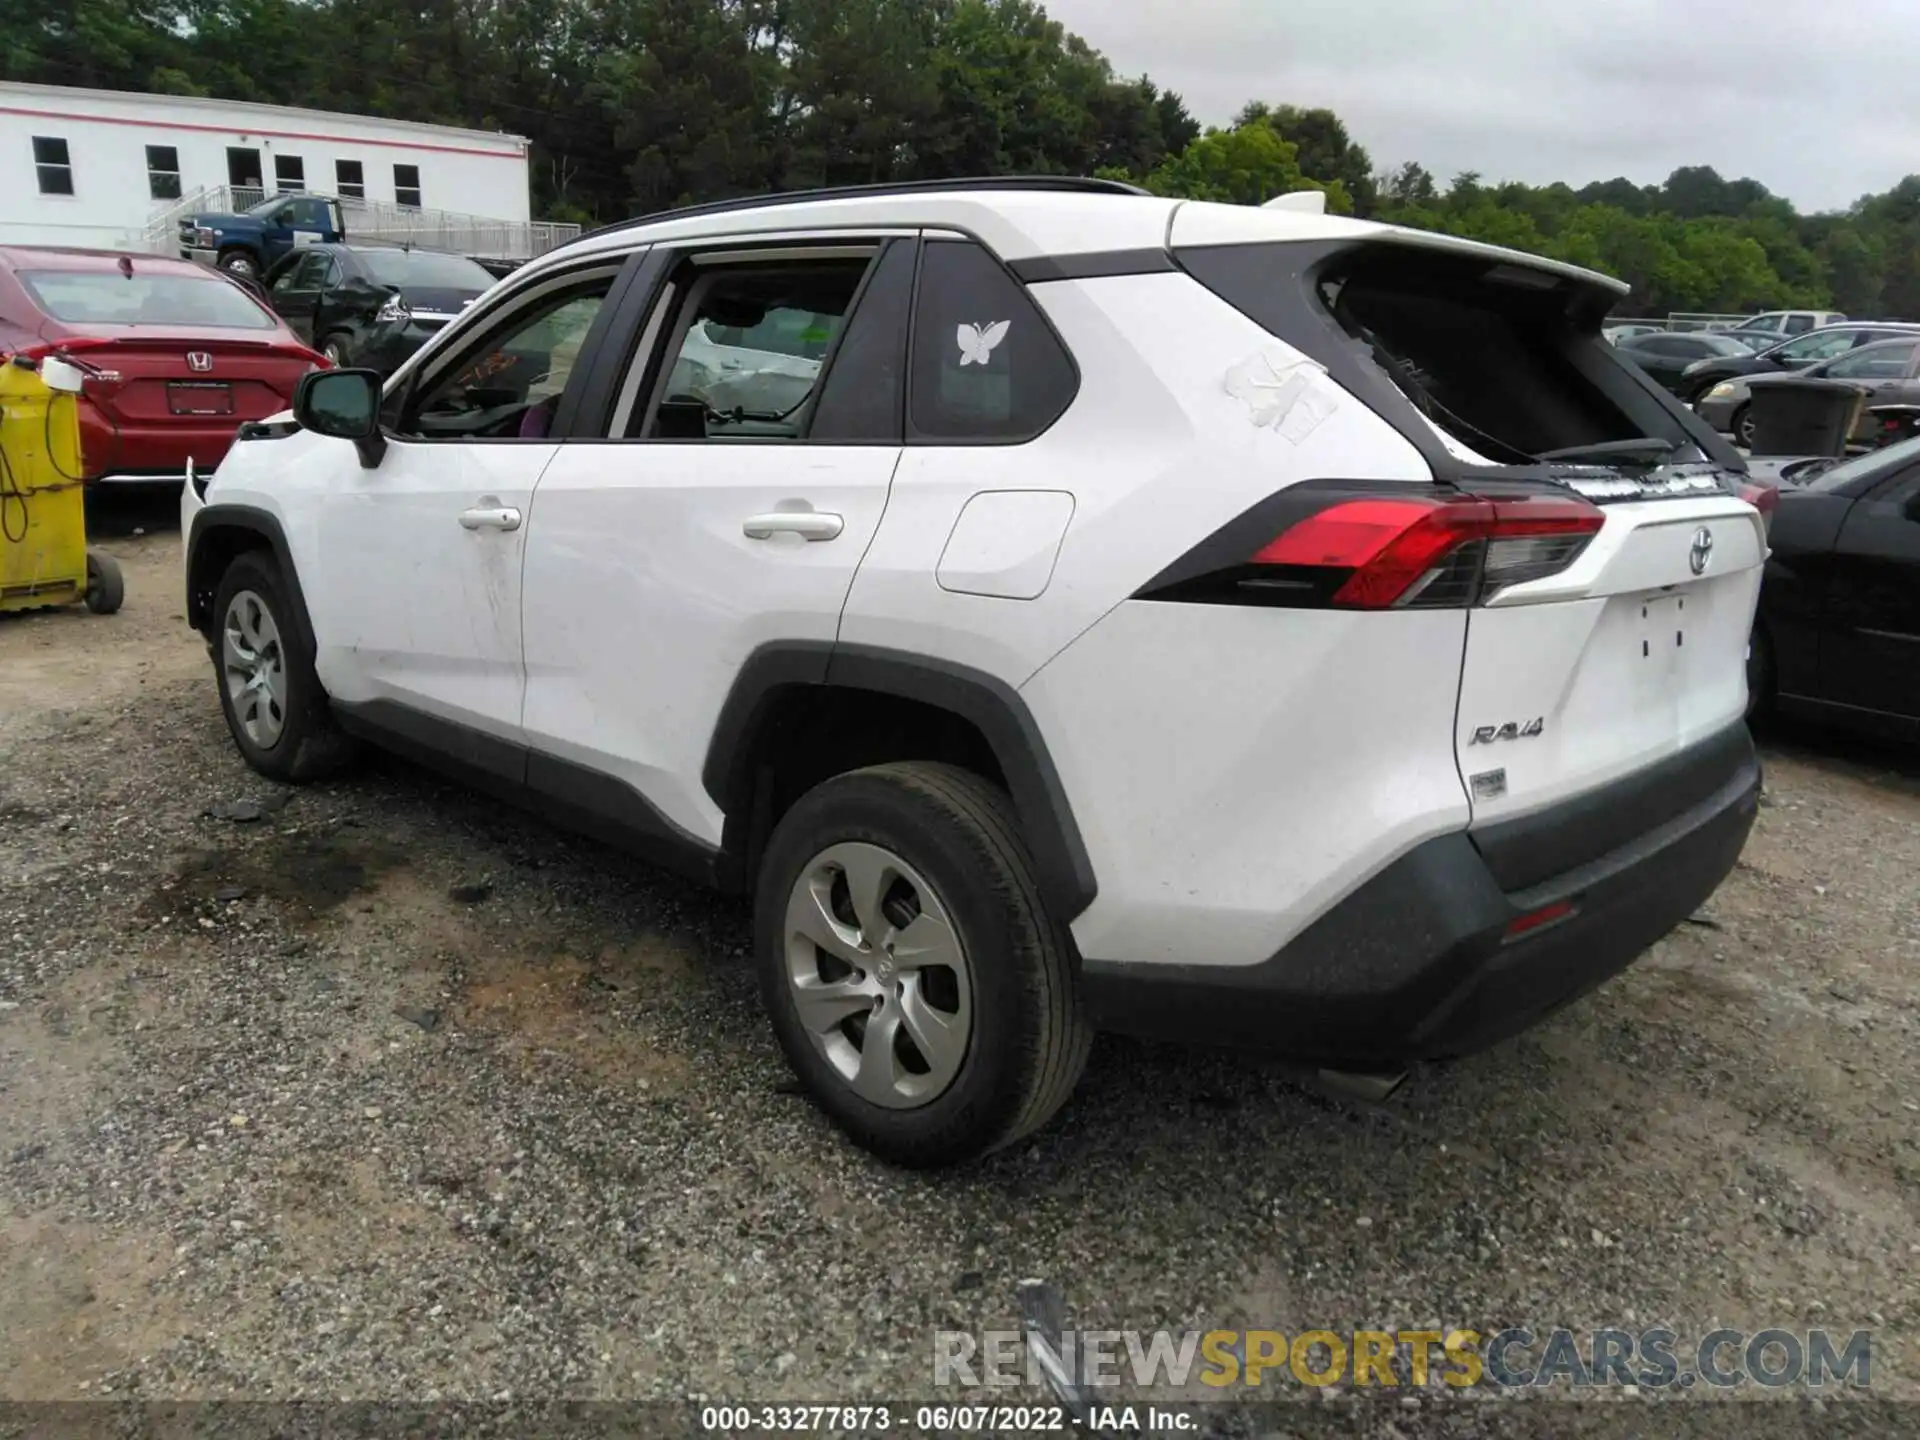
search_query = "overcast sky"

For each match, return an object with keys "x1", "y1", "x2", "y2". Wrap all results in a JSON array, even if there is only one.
[{"x1": 1041, "y1": 0, "x2": 1912, "y2": 213}]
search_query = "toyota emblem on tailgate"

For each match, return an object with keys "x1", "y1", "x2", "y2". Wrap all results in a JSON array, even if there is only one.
[
  {"x1": 186, "y1": 351, "x2": 213, "y2": 372},
  {"x1": 1688, "y1": 526, "x2": 1714, "y2": 576}
]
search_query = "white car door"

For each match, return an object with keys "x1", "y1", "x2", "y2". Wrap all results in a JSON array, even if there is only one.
[
  {"x1": 311, "y1": 261, "x2": 625, "y2": 755},
  {"x1": 519, "y1": 237, "x2": 915, "y2": 847}
]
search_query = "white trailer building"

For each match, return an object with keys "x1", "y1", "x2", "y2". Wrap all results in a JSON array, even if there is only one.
[{"x1": 0, "y1": 82, "x2": 577, "y2": 259}]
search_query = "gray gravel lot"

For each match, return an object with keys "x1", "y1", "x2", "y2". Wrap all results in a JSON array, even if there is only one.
[{"x1": 2, "y1": 521, "x2": 1918, "y2": 1434}]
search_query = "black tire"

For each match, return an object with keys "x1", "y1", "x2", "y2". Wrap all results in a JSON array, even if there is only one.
[
  {"x1": 217, "y1": 249, "x2": 259, "y2": 279},
  {"x1": 321, "y1": 334, "x2": 352, "y2": 367},
  {"x1": 1732, "y1": 403, "x2": 1754, "y2": 450},
  {"x1": 1746, "y1": 623, "x2": 1775, "y2": 718},
  {"x1": 210, "y1": 550, "x2": 358, "y2": 782},
  {"x1": 755, "y1": 762, "x2": 1091, "y2": 1168},
  {"x1": 83, "y1": 550, "x2": 123, "y2": 615}
]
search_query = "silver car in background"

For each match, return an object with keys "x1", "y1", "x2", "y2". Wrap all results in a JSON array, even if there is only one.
[{"x1": 1698, "y1": 335, "x2": 1920, "y2": 446}]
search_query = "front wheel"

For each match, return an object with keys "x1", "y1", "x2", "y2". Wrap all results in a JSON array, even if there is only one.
[
  {"x1": 754, "y1": 762, "x2": 1091, "y2": 1168},
  {"x1": 217, "y1": 249, "x2": 259, "y2": 279},
  {"x1": 211, "y1": 550, "x2": 357, "y2": 781}
]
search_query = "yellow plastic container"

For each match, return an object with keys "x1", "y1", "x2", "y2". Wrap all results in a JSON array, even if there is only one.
[{"x1": 0, "y1": 358, "x2": 121, "y2": 614}]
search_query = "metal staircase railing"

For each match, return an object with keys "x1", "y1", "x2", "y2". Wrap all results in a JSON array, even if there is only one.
[{"x1": 141, "y1": 185, "x2": 580, "y2": 262}]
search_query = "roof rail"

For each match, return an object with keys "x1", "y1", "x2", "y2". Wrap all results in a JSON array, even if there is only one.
[{"x1": 569, "y1": 175, "x2": 1153, "y2": 248}]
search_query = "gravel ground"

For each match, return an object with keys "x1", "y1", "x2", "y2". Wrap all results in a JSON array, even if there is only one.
[{"x1": 2, "y1": 509, "x2": 1918, "y2": 1434}]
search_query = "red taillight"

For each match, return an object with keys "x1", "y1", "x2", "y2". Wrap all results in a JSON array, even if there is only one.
[
  {"x1": 1737, "y1": 481, "x2": 1777, "y2": 534},
  {"x1": 264, "y1": 343, "x2": 330, "y2": 370},
  {"x1": 1254, "y1": 493, "x2": 1604, "y2": 609}
]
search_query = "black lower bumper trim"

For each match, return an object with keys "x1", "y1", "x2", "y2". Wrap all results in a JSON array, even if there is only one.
[
  {"x1": 1079, "y1": 722, "x2": 1760, "y2": 1067},
  {"x1": 1469, "y1": 722, "x2": 1758, "y2": 892}
]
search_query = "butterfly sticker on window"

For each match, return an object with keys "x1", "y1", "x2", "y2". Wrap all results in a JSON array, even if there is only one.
[{"x1": 957, "y1": 321, "x2": 1010, "y2": 367}]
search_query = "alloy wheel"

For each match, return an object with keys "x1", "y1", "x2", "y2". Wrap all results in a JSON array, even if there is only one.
[
  {"x1": 222, "y1": 589, "x2": 287, "y2": 748},
  {"x1": 782, "y1": 841, "x2": 974, "y2": 1109}
]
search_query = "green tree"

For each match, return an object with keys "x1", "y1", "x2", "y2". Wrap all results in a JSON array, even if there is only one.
[
  {"x1": 1145, "y1": 120, "x2": 1350, "y2": 212},
  {"x1": 1235, "y1": 102, "x2": 1376, "y2": 213}
]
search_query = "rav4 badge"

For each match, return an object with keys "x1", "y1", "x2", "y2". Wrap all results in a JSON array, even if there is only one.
[{"x1": 1470, "y1": 718, "x2": 1545, "y2": 745}]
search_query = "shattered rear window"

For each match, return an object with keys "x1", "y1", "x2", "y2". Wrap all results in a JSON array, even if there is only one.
[{"x1": 1316, "y1": 259, "x2": 1639, "y2": 463}]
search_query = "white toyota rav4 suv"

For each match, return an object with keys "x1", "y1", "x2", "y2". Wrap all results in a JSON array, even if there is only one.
[{"x1": 183, "y1": 177, "x2": 1767, "y2": 1167}]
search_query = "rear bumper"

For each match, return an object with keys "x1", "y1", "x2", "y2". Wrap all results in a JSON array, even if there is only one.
[
  {"x1": 1079, "y1": 721, "x2": 1761, "y2": 1067},
  {"x1": 75, "y1": 407, "x2": 237, "y2": 478}
]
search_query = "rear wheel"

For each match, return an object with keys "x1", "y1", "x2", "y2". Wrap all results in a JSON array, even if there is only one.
[
  {"x1": 211, "y1": 551, "x2": 357, "y2": 781},
  {"x1": 321, "y1": 334, "x2": 352, "y2": 367},
  {"x1": 217, "y1": 249, "x2": 258, "y2": 279},
  {"x1": 1732, "y1": 403, "x2": 1755, "y2": 450},
  {"x1": 755, "y1": 762, "x2": 1091, "y2": 1168}
]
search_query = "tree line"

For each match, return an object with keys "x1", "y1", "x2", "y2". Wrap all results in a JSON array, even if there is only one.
[{"x1": 12, "y1": 0, "x2": 1920, "y2": 319}]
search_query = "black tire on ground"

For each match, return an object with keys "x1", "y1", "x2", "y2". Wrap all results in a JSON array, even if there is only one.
[
  {"x1": 1733, "y1": 403, "x2": 1754, "y2": 450},
  {"x1": 754, "y1": 761, "x2": 1092, "y2": 1168},
  {"x1": 217, "y1": 249, "x2": 259, "y2": 278},
  {"x1": 210, "y1": 549, "x2": 358, "y2": 782},
  {"x1": 321, "y1": 334, "x2": 352, "y2": 367},
  {"x1": 1746, "y1": 623, "x2": 1774, "y2": 718},
  {"x1": 83, "y1": 550, "x2": 124, "y2": 615}
]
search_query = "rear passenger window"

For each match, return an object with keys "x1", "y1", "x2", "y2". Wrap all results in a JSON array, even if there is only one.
[
  {"x1": 909, "y1": 239, "x2": 1076, "y2": 443},
  {"x1": 810, "y1": 241, "x2": 915, "y2": 443}
]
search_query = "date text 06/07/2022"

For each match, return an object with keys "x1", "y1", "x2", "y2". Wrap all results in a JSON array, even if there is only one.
[{"x1": 696, "y1": 1403, "x2": 1083, "y2": 1433}]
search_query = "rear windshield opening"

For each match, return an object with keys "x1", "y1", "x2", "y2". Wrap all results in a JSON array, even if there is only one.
[
  {"x1": 360, "y1": 250, "x2": 496, "y2": 292},
  {"x1": 1318, "y1": 250, "x2": 1644, "y2": 463}
]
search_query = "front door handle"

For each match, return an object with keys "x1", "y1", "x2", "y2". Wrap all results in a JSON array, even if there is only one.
[
  {"x1": 459, "y1": 505, "x2": 522, "y2": 532},
  {"x1": 743, "y1": 511, "x2": 843, "y2": 541}
]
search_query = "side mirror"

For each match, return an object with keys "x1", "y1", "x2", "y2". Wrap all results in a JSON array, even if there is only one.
[{"x1": 294, "y1": 368, "x2": 385, "y2": 468}]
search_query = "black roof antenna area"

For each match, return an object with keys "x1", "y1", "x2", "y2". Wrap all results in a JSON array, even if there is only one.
[{"x1": 117, "y1": 254, "x2": 134, "y2": 279}]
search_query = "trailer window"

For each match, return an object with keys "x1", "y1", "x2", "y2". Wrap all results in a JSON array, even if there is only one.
[
  {"x1": 33, "y1": 137, "x2": 73, "y2": 196},
  {"x1": 146, "y1": 145, "x2": 181, "y2": 201}
]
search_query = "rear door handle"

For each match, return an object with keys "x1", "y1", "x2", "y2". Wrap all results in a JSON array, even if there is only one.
[
  {"x1": 459, "y1": 505, "x2": 522, "y2": 532},
  {"x1": 744, "y1": 511, "x2": 843, "y2": 541}
]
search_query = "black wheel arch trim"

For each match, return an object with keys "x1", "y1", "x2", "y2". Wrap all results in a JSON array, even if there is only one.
[
  {"x1": 185, "y1": 503, "x2": 317, "y2": 661},
  {"x1": 703, "y1": 641, "x2": 1099, "y2": 920}
]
